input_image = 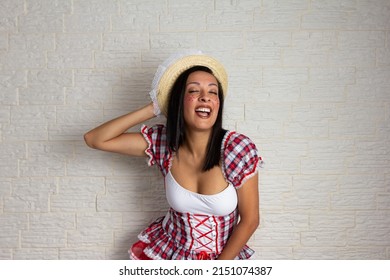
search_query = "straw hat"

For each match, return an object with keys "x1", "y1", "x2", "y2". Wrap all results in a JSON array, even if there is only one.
[{"x1": 149, "y1": 50, "x2": 228, "y2": 116}]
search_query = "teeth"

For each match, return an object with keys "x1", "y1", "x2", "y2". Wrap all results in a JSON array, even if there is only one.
[{"x1": 195, "y1": 108, "x2": 211, "y2": 113}]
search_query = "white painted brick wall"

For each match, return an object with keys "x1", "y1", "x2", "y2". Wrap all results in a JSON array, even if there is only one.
[{"x1": 0, "y1": 0, "x2": 389, "y2": 260}]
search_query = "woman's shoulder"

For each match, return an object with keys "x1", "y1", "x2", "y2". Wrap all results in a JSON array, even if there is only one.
[
  {"x1": 222, "y1": 130, "x2": 261, "y2": 189},
  {"x1": 141, "y1": 124, "x2": 170, "y2": 170},
  {"x1": 222, "y1": 130, "x2": 257, "y2": 153},
  {"x1": 141, "y1": 124, "x2": 167, "y2": 144},
  {"x1": 141, "y1": 123, "x2": 166, "y2": 134}
]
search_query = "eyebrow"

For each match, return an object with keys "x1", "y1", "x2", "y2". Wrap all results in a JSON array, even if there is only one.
[{"x1": 186, "y1": 82, "x2": 218, "y2": 87}]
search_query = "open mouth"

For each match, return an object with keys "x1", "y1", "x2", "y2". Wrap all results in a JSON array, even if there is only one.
[{"x1": 195, "y1": 107, "x2": 211, "y2": 118}]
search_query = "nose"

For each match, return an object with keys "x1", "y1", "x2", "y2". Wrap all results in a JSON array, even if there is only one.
[{"x1": 198, "y1": 91, "x2": 210, "y2": 102}]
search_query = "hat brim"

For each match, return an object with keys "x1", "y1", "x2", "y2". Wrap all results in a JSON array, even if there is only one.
[{"x1": 157, "y1": 54, "x2": 228, "y2": 116}]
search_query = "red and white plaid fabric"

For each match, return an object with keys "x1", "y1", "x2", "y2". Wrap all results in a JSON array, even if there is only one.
[
  {"x1": 130, "y1": 208, "x2": 254, "y2": 260},
  {"x1": 129, "y1": 124, "x2": 262, "y2": 260},
  {"x1": 141, "y1": 124, "x2": 262, "y2": 189}
]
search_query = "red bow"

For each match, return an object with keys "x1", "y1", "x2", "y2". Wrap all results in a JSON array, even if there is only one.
[{"x1": 197, "y1": 251, "x2": 210, "y2": 260}]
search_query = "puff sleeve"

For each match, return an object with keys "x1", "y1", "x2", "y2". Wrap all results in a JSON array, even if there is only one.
[
  {"x1": 141, "y1": 124, "x2": 172, "y2": 176},
  {"x1": 222, "y1": 131, "x2": 262, "y2": 189}
]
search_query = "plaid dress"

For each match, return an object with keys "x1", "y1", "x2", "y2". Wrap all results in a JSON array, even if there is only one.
[{"x1": 129, "y1": 124, "x2": 262, "y2": 260}]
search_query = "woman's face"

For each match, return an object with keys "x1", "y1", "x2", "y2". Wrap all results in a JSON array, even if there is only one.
[{"x1": 183, "y1": 70, "x2": 220, "y2": 132}]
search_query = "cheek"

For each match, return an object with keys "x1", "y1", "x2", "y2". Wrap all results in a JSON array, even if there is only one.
[
  {"x1": 212, "y1": 96, "x2": 220, "y2": 107},
  {"x1": 184, "y1": 95, "x2": 197, "y2": 106}
]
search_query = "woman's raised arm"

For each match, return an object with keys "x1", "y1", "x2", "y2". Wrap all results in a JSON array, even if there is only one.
[{"x1": 84, "y1": 102, "x2": 155, "y2": 157}]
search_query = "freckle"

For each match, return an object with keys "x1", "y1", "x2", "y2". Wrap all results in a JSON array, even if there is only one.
[{"x1": 185, "y1": 95, "x2": 196, "y2": 102}]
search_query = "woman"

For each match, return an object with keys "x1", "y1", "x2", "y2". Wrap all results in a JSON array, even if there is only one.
[{"x1": 84, "y1": 51, "x2": 262, "y2": 260}]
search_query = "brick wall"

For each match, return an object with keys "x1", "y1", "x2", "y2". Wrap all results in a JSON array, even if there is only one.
[{"x1": 0, "y1": 0, "x2": 389, "y2": 259}]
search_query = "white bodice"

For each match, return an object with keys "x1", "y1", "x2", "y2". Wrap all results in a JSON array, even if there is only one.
[{"x1": 165, "y1": 171, "x2": 238, "y2": 216}]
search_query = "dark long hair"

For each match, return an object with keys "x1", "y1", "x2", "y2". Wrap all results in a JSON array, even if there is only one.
[{"x1": 166, "y1": 66, "x2": 226, "y2": 172}]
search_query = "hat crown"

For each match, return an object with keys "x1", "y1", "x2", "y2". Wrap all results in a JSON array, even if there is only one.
[{"x1": 149, "y1": 50, "x2": 228, "y2": 116}]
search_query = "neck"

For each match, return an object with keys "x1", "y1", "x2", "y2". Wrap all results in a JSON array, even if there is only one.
[{"x1": 182, "y1": 129, "x2": 211, "y2": 159}]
